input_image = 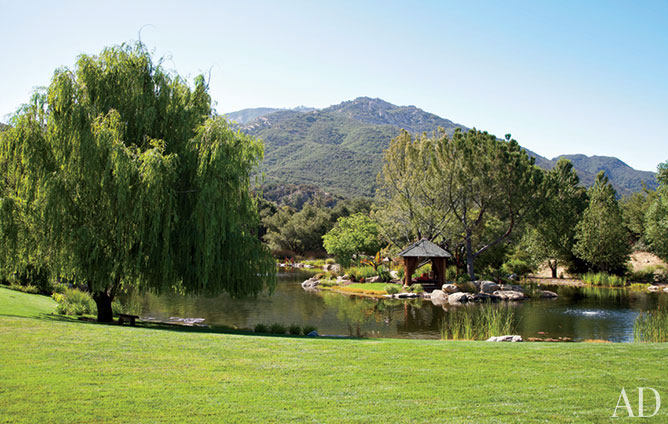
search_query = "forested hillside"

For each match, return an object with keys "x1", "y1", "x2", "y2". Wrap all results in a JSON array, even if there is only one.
[{"x1": 233, "y1": 97, "x2": 657, "y2": 198}]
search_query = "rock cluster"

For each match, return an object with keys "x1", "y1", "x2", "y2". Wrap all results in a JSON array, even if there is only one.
[
  {"x1": 429, "y1": 280, "x2": 560, "y2": 306},
  {"x1": 486, "y1": 335, "x2": 523, "y2": 342}
]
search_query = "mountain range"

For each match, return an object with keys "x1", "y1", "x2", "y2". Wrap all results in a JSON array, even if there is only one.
[{"x1": 225, "y1": 97, "x2": 658, "y2": 198}]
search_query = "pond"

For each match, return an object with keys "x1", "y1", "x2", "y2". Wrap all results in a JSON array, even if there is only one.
[{"x1": 126, "y1": 271, "x2": 668, "y2": 342}]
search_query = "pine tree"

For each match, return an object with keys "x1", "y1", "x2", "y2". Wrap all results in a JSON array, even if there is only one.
[{"x1": 573, "y1": 172, "x2": 630, "y2": 273}]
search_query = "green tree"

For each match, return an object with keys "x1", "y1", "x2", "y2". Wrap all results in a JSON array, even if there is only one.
[
  {"x1": 322, "y1": 213, "x2": 383, "y2": 267},
  {"x1": 376, "y1": 129, "x2": 543, "y2": 280},
  {"x1": 524, "y1": 159, "x2": 587, "y2": 277},
  {"x1": 645, "y1": 161, "x2": 668, "y2": 261},
  {"x1": 620, "y1": 184, "x2": 656, "y2": 246},
  {"x1": 573, "y1": 172, "x2": 630, "y2": 273},
  {"x1": 263, "y1": 202, "x2": 332, "y2": 256},
  {"x1": 0, "y1": 43, "x2": 275, "y2": 322}
]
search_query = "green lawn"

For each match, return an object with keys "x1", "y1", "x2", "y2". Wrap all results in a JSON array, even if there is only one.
[
  {"x1": 0, "y1": 286, "x2": 56, "y2": 317},
  {"x1": 1, "y1": 287, "x2": 667, "y2": 423}
]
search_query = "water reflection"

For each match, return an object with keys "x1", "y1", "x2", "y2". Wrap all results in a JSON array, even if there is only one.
[{"x1": 126, "y1": 272, "x2": 665, "y2": 342}]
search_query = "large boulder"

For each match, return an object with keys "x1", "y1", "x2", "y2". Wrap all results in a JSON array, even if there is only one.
[
  {"x1": 366, "y1": 276, "x2": 381, "y2": 283},
  {"x1": 442, "y1": 284, "x2": 459, "y2": 293},
  {"x1": 480, "y1": 281, "x2": 500, "y2": 293},
  {"x1": 538, "y1": 290, "x2": 558, "y2": 299},
  {"x1": 430, "y1": 290, "x2": 449, "y2": 305},
  {"x1": 301, "y1": 277, "x2": 320, "y2": 290},
  {"x1": 500, "y1": 284, "x2": 525, "y2": 293},
  {"x1": 324, "y1": 264, "x2": 342, "y2": 274},
  {"x1": 648, "y1": 285, "x2": 661, "y2": 292},
  {"x1": 486, "y1": 335, "x2": 523, "y2": 342},
  {"x1": 493, "y1": 290, "x2": 526, "y2": 301},
  {"x1": 448, "y1": 292, "x2": 473, "y2": 304}
]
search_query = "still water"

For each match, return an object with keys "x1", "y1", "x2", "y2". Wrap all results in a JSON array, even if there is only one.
[{"x1": 128, "y1": 271, "x2": 667, "y2": 342}]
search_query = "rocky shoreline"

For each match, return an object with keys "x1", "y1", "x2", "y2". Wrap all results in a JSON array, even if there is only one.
[{"x1": 302, "y1": 276, "x2": 559, "y2": 304}]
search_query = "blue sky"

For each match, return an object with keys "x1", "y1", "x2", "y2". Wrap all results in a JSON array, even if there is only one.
[{"x1": 1, "y1": 0, "x2": 666, "y2": 171}]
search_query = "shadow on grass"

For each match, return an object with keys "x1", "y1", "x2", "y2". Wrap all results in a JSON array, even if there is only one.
[{"x1": 36, "y1": 313, "x2": 364, "y2": 341}]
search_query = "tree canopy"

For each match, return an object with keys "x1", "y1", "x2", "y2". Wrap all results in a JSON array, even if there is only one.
[
  {"x1": 376, "y1": 129, "x2": 543, "y2": 279},
  {"x1": 645, "y1": 161, "x2": 668, "y2": 261},
  {"x1": 322, "y1": 213, "x2": 383, "y2": 267},
  {"x1": 573, "y1": 172, "x2": 630, "y2": 273},
  {"x1": 0, "y1": 42, "x2": 275, "y2": 321},
  {"x1": 523, "y1": 159, "x2": 587, "y2": 277}
]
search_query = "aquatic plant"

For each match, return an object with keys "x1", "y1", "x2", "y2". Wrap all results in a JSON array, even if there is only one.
[
  {"x1": 581, "y1": 272, "x2": 626, "y2": 287},
  {"x1": 441, "y1": 305, "x2": 517, "y2": 340},
  {"x1": 634, "y1": 309, "x2": 668, "y2": 343}
]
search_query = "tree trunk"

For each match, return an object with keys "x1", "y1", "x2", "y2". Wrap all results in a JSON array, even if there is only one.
[
  {"x1": 93, "y1": 291, "x2": 114, "y2": 323},
  {"x1": 549, "y1": 260, "x2": 558, "y2": 279},
  {"x1": 465, "y1": 230, "x2": 475, "y2": 281}
]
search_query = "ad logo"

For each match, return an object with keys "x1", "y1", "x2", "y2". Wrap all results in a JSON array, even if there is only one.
[{"x1": 613, "y1": 387, "x2": 661, "y2": 418}]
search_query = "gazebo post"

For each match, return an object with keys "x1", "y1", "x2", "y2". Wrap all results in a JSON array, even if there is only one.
[{"x1": 403, "y1": 257, "x2": 417, "y2": 287}]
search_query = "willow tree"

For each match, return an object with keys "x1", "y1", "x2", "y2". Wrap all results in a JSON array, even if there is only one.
[
  {"x1": 376, "y1": 129, "x2": 543, "y2": 279},
  {"x1": 0, "y1": 43, "x2": 275, "y2": 321}
]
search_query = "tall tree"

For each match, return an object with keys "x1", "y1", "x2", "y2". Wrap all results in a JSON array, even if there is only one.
[
  {"x1": 322, "y1": 213, "x2": 382, "y2": 267},
  {"x1": 525, "y1": 159, "x2": 587, "y2": 277},
  {"x1": 0, "y1": 43, "x2": 275, "y2": 321},
  {"x1": 573, "y1": 172, "x2": 630, "y2": 273},
  {"x1": 376, "y1": 129, "x2": 543, "y2": 279},
  {"x1": 621, "y1": 187, "x2": 656, "y2": 246},
  {"x1": 263, "y1": 202, "x2": 332, "y2": 256},
  {"x1": 645, "y1": 161, "x2": 668, "y2": 261}
]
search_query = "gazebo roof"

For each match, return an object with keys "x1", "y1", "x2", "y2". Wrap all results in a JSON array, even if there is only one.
[{"x1": 398, "y1": 239, "x2": 452, "y2": 258}]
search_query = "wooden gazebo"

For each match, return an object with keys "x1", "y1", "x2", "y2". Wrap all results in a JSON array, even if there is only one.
[{"x1": 398, "y1": 239, "x2": 452, "y2": 288}]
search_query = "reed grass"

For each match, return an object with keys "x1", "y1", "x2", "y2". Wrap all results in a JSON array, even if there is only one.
[
  {"x1": 441, "y1": 304, "x2": 517, "y2": 340},
  {"x1": 634, "y1": 309, "x2": 668, "y2": 342},
  {"x1": 581, "y1": 272, "x2": 626, "y2": 287}
]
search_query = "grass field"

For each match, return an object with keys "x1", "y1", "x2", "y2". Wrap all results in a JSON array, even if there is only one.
[{"x1": 1, "y1": 286, "x2": 668, "y2": 423}]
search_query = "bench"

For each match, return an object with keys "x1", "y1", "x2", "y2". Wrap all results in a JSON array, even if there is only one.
[{"x1": 118, "y1": 313, "x2": 139, "y2": 326}]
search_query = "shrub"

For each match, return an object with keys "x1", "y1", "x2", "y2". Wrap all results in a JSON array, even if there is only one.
[
  {"x1": 384, "y1": 284, "x2": 400, "y2": 295},
  {"x1": 377, "y1": 266, "x2": 392, "y2": 282},
  {"x1": 445, "y1": 265, "x2": 459, "y2": 282},
  {"x1": 501, "y1": 259, "x2": 533, "y2": 278},
  {"x1": 51, "y1": 282, "x2": 69, "y2": 294},
  {"x1": 325, "y1": 258, "x2": 336, "y2": 265},
  {"x1": 53, "y1": 288, "x2": 96, "y2": 316},
  {"x1": 581, "y1": 272, "x2": 626, "y2": 287},
  {"x1": 409, "y1": 283, "x2": 424, "y2": 293},
  {"x1": 346, "y1": 266, "x2": 376, "y2": 282},
  {"x1": 456, "y1": 274, "x2": 471, "y2": 284},
  {"x1": 302, "y1": 325, "x2": 317, "y2": 335},
  {"x1": 302, "y1": 259, "x2": 326, "y2": 267},
  {"x1": 9, "y1": 283, "x2": 40, "y2": 294},
  {"x1": 629, "y1": 265, "x2": 668, "y2": 284},
  {"x1": 254, "y1": 323, "x2": 268, "y2": 333},
  {"x1": 269, "y1": 323, "x2": 287, "y2": 334},
  {"x1": 288, "y1": 324, "x2": 302, "y2": 335}
]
